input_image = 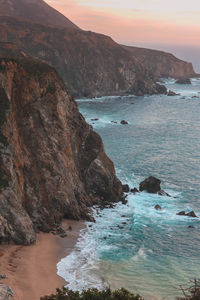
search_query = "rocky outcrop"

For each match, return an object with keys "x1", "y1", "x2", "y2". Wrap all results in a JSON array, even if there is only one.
[
  {"x1": 139, "y1": 177, "x2": 161, "y2": 194},
  {"x1": 0, "y1": 57, "x2": 123, "y2": 244},
  {"x1": 0, "y1": 16, "x2": 166, "y2": 98},
  {"x1": 122, "y1": 45, "x2": 197, "y2": 79},
  {"x1": 0, "y1": 284, "x2": 13, "y2": 299},
  {"x1": 0, "y1": 0, "x2": 79, "y2": 30},
  {"x1": 175, "y1": 78, "x2": 191, "y2": 84}
]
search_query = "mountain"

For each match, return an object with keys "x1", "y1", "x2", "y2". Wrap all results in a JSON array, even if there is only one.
[
  {"x1": 0, "y1": 16, "x2": 166, "y2": 98},
  {"x1": 122, "y1": 45, "x2": 196, "y2": 79},
  {"x1": 0, "y1": 0, "x2": 79, "y2": 30},
  {"x1": 0, "y1": 56, "x2": 123, "y2": 244}
]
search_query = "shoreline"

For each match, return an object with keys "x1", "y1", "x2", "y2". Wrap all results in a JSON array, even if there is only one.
[{"x1": 0, "y1": 220, "x2": 85, "y2": 300}]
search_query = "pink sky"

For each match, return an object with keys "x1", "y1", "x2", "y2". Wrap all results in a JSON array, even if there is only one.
[{"x1": 46, "y1": 0, "x2": 200, "y2": 47}]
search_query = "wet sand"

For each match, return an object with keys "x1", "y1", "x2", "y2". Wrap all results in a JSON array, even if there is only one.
[{"x1": 0, "y1": 220, "x2": 85, "y2": 300}]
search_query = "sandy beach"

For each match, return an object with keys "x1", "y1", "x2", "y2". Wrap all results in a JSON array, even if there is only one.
[{"x1": 0, "y1": 220, "x2": 85, "y2": 300}]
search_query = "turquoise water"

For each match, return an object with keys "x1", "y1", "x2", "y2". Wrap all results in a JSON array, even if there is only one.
[{"x1": 57, "y1": 78, "x2": 200, "y2": 299}]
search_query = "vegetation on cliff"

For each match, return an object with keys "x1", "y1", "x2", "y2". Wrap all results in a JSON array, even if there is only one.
[{"x1": 40, "y1": 287, "x2": 142, "y2": 300}]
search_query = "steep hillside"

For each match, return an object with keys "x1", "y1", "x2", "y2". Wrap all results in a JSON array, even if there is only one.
[
  {"x1": 0, "y1": 17, "x2": 166, "y2": 98},
  {"x1": 0, "y1": 0, "x2": 79, "y2": 30},
  {"x1": 0, "y1": 56, "x2": 123, "y2": 245},
  {"x1": 123, "y1": 45, "x2": 196, "y2": 79}
]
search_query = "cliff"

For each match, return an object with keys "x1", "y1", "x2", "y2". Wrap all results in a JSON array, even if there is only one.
[
  {"x1": 0, "y1": 0, "x2": 79, "y2": 30},
  {"x1": 122, "y1": 45, "x2": 196, "y2": 79},
  {"x1": 0, "y1": 16, "x2": 166, "y2": 98},
  {"x1": 0, "y1": 56, "x2": 123, "y2": 245}
]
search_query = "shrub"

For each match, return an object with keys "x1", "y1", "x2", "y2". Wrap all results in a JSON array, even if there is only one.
[{"x1": 40, "y1": 287, "x2": 143, "y2": 300}]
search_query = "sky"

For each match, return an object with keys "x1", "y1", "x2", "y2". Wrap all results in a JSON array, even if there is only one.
[{"x1": 46, "y1": 0, "x2": 200, "y2": 71}]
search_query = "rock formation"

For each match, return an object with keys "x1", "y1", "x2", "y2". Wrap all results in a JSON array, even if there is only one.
[
  {"x1": 123, "y1": 45, "x2": 197, "y2": 79},
  {"x1": 0, "y1": 16, "x2": 166, "y2": 98},
  {"x1": 0, "y1": 56, "x2": 123, "y2": 245}
]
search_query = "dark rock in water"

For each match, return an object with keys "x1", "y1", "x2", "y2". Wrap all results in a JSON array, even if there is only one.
[
  {"x1": 121, "y1": 197, "x2": 128, "y2": 205},
  {"x1": 175, "y1": 78, "x2": 191, "y2": 84},
  {"x1": 111, "y1": 121, "x2": 118, "y2": 124},
  {"x1": 186, "y1": 211, "x2": 198, "y2": 218},
  {"x1": 91, "y1": 118, "x2": 99, "y2": 121},
  {"x1": 121, "y1": 120, "x2": 128, "y2": 125},
  {"x1": 192, "y1": 95, "x2": 199, "y2": 99},
  {"x1": 139, "y1": 176, "x2": 161, "y2": 193},
  {"x1": 188, "y1": 225, "x2": 194, "y2": 228},
  {"x1": 158, "y1": 190, "x2": 171, "y2": 197},
  {"x1": 121, "y1": 215, "x2": 126, "y2": 217},
  {"x1": 131, "y1": 187, "x2": 139, "y2": 194},
  {"x1": 176, "y1": 211, "x2": 186, "y2": 216},
  {"x1": 156, "y1": 84, "x2": 167, "y2": 94},
  {"x1": 122, "y1": 184, "x2": 130, "y2": 193},
  {"x1": 122, "y1": 222, "x2": 127, "y2": 225},
  {"x1": 176, "y1": 211, "x2": 197, "y2": 218},
  {"x1": 60, "y1": 232, "x2": 67, "y2": 238},
  {"x1": 167, "y1": 90, "x2": 179, "y2": 96},
  {"x1": 154, "y1": 204, "x2": 162, "y2": 210}
]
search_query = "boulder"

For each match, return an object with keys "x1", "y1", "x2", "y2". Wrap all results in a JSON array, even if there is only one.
[
  {"x1": 120, "y1": 120, "x2": 128, "y2": 125},
  {"x1": 176, "y1": 211, "x2": 198, "y2": 218},
  {"x1": 91, "y1": 118, "x2": 99, "y2": 121},
  {"x1": 186, "y1": 211, "x2": 198, "y2": 218},
  {"x1": 122, "y1": 184, "x2": 130, "y2": 193},
  {"x1": 176, "y1": 211, "x2": 186, "y2": 216},
  {"x1": 139, "y1": 176, "x2": 161, "y2": 193},
  {"x1": 121, "y1": 197, "x2": 128, "y2": 205},
  {"x1": 167, "y1": 90, "x2": 179, "y2": 96},
  {"x1": 175, "y1": 78, "x2": 191, "y2": 84},
  {"x1": 154, "y1": 204, "x2": 162, "y2": 210},
  {"x1": 131, "y1": 187, "x2": 139, "y2": 194}
]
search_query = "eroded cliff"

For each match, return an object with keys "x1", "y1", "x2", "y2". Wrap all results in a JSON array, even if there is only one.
[
  {"x1": 123, "y1": 45, "x2": 196, "y2": 79},
  {"x1": 0, "y1": 16, "x2": 166, "y2": 98},
  {"x1": 0, "y1": 57, "x2": 123, "y2": 245}
]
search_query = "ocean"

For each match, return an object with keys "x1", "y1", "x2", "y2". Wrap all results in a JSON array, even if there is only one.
[{"x1": 57, "y1": 78, "x2": 200, "y2": 299}]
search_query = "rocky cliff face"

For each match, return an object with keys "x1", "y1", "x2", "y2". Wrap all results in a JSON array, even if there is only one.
[
  {"x1": 0, "y1": 0, "x2": 79, "y2": 30},
  {"x1": 123, "y1": 45, "x2": 196, "y2": 79},
  {"x1": 0, "y1": 16, "x2": 166, "y2": 98},
  {"x1": 0, "y1": 56, "x2": 123, "y2": 245}
]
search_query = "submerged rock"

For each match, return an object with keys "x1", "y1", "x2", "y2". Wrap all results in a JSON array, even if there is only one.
[
  {"x1": 176, "y1": 211, "x2": 198, "y2": 218},
  {"x1": 175, "y1": 78, "x2": 191, "y2": 84},
  {"x1": 121, "y1": 120, "x2": 128, "y2": 125},
  {"x1": 154, "y1": 204, "x2": 162, "y2": 210},
  {"x1": 158, "y1": 190, "x2": 171, "y2": 197},
  {"x1": 131, "y1": 187, "x2": 139, "y2": 194},
  {"x1": 167, "y1": 90, "x2": 179, "y2": 96}
]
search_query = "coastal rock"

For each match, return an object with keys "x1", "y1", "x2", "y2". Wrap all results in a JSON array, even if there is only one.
[
  {"x1": 131, "y1": 187, "x2": 139, "y2": 194},
  {"x1": 123, "y1": 45, "x2": 197, "y2": 79},
  {"x1": 139, "y1": 176, "x2": 161, "y2": 193},
  {"x1": 154, "y1": 204, "x2": 162, "y2": 210},
  {"x1": 0, "y1": 57, "x2": 123, "y2": 244},
  {"x1": 175, "y1": 78, "x2": 191, "y2": 84},
  {"x1": 158, "y1": 190, "x2": 171, "y2": 197},
  {"x1": 122, "y1": 184, "x2": 130, "y2": 193},
  {"x1": 176, "y1": 211, "x2": 186, "y2": 216},
  {"x1": 176, "y1": 211, "x2": 198, "y2": 218},
  {"x1": 167, "y1": 90, "x2": 179, "y2": 96},
  {"x1": 0, "y1": 16, "x2": 169, "y2": 98},
  {"x1": 0, "y1": 284, "x2": 13, "y2": 299},
  {"x1": 121, "y1": 120, "x2": 128, "y2": 125}
]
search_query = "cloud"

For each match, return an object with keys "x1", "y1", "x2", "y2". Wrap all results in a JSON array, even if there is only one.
[{"x1": 45, "y1": 0, "x2": 200, "y2": 46}]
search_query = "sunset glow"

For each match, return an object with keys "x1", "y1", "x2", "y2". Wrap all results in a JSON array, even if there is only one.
[{"x1": 46, "y1": 0, "x2": 200, "y2": 46}]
